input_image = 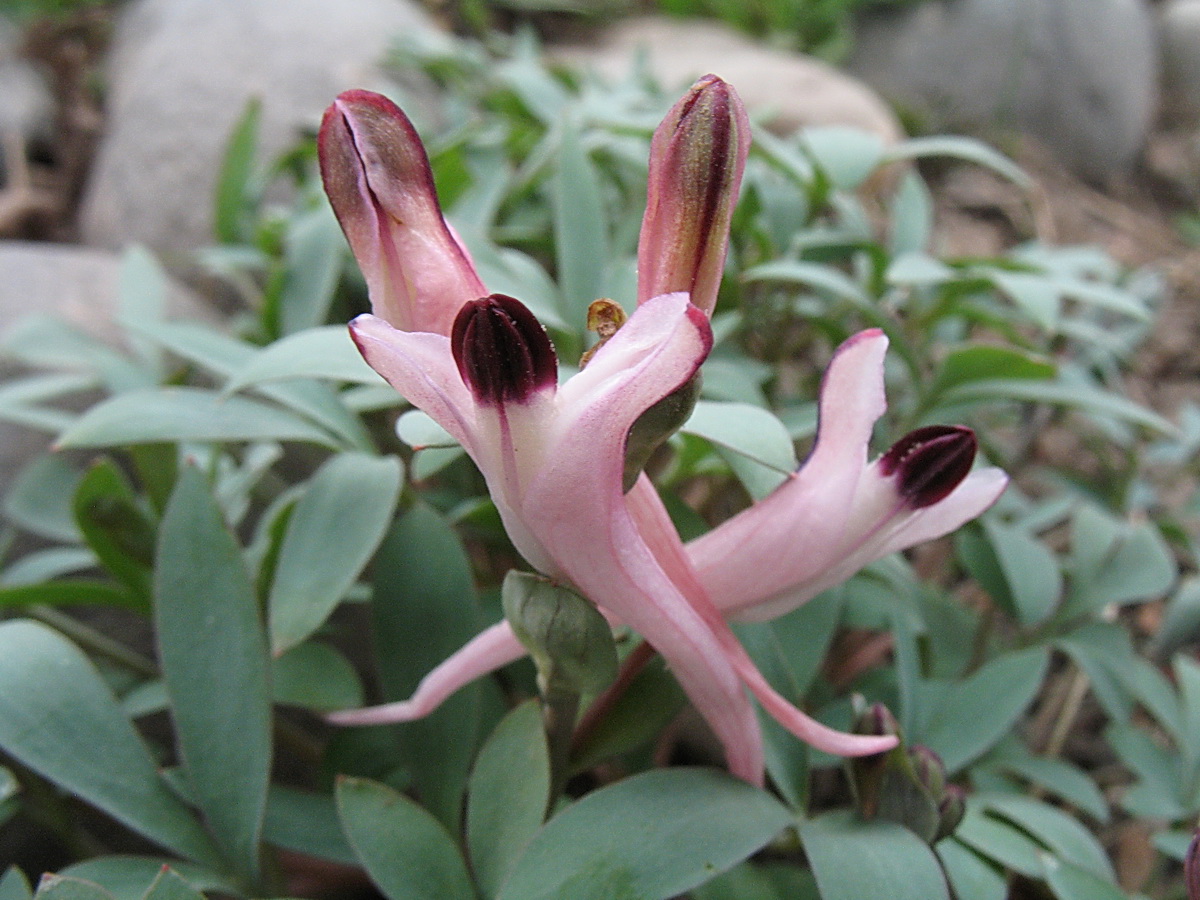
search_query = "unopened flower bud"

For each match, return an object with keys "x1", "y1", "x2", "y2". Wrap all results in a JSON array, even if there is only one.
[
  {"x1": 501, "y1": 570, "x2": 618, "y2": 698},
  {"x1": 908, "y1": 744, "x2": 947, "y2": 800},
  {"x1": 847, "y1": 703, "x2": 902, "y2": 819},
  {"x1": 880, "y1": 425, "x2": 977, "y2": 509},
  {"x1": 638, "y1": 75, "x2": 750, "y2": 316},
  {"x1": 319, "y1": 89, "x2": 485, "y2": 335},
  {"x1": 934, "y1": 784, "x2": 967, "y2": 843},
  {"x1": 451, "y1": 294, "x2": 557, "y2": 406}
]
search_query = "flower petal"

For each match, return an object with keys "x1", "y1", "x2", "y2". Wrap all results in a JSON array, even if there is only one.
[
  {"x1": 349, "y1": 314, "x2": 478, "y2": 452},
  {"x1": 687, "y1": 329, "x2": 889, "y2": 617},
  {"x1": 324, "y1": 622, "x2": 525, "y2": 725}
]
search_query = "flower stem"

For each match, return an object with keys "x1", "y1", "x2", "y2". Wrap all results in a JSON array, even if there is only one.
[{"x1": 543, "y1": 687, "x2": 581, "y2": 815}]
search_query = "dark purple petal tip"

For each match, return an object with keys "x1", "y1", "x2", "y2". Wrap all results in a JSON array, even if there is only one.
[
  {"x1": 451, "y1": 294, "x2": 557, "y2": 406},
  {"x1": 880, "y1": 425, "x2": 977, "y2": 509}
]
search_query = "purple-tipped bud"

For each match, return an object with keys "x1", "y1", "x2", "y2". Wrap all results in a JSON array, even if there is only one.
[
  {"x1": 848, "y1": 702, "x2": 902, "y2": 819},
  {"x1": 934, "y1": 785, "x2": 967, "y2": 843},
  {"x1": 451, "y1": 294, "x2": 557, "y2": 406},
  {"x1": 319, "y1": 90, "x2": 485, "y2": 335},
  {"x1": 880, "y1": 425, "x2": 977, "y2": 509},
  {"x1": 637, "y1": 75, "x2": 750, "y2": 317},
  {"x1": 908, "y1": 745, "x2": 947, "y2": 799}
]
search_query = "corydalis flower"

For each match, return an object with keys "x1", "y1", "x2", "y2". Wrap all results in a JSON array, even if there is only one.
[
  {"x1": 320, "y1": 78, "x2": 911, "y2": 782},
  {"x1": 349, "y1": 290, "x2": 895, "y2": 782},
  {"x1": 345, "y1": 329, "x2": 1007, "y2": 745}
]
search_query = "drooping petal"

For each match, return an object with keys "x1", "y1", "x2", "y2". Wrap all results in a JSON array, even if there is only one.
[
  {"x1": 686, "y1": 329, "x2": 889, "y2": 617},
  {"x1": 319, "y1": 90, "x2": 485, "y2": 334},
  {"x1": 637, "y1": 75, "x2": 751, "y2": 317},
  {"x1": 626, "y1": 476, "x2": 899, "y2": 758},
  {"x1": 325, "y1": 622, "x2": 526, "y2": 725}
]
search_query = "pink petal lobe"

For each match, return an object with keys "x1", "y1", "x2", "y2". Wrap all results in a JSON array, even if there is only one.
[
  {"x1": 687, "y1": 330, "x2": 889, "y2": 616},
  {"x1": 325, "y1": 622, "x2": 526, "y2": 725}
]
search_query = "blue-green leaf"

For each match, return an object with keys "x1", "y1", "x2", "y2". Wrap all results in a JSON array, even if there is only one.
[
  {"x1": 155, "y1": 465, "x2": 272, "y2": 882},
  {"x1": 498, "y1": 768, "x2": 792, "y2": 900}
]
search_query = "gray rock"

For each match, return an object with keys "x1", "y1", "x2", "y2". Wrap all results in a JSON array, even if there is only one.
[
  {"x1": 79, "y1": 0, "x2": 442, "y2": 255},
  {"x1": 848, "y1": 0, "x2": 1159, "y2": 179},
  {"x1": 1161, "y1": 0, "x2": 1200, "y2": 126},
  {"x1": 553, "y1": 17, "x2": 903, "y2": 142}
]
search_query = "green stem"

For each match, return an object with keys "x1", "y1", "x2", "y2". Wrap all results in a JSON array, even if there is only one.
[{"x1": 543, "y1": 686, "x2": 581, "y2": 815}]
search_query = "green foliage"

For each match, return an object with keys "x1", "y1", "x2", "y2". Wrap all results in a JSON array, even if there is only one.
[{"x1": 0, "y1": 29, "x2": 1189, "y2": 900}]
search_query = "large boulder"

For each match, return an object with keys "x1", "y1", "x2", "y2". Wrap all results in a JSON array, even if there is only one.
[
  {"x1": 553, "y1": 17, "x2": 904, "y2": 143},
  {"x1": 79, "y1": 0, "x2": 442, "y2": 256},
  {"x1": 0, "y1": 15, "x2": 54, "y2": 172},
  {"x1": 848, "y1": 0, "x2": 1159, "y2": 180}
]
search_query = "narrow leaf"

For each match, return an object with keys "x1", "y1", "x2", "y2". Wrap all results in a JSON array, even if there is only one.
[
  {"x1": 268, "y1": 453, "x2": 402, "y2": 654},
  {"x1": 156, "y1": 466, "x2": 272, "y2": 882},
  {"x1": 0, "y1": 620, "x2": 219, "y2": 865}
]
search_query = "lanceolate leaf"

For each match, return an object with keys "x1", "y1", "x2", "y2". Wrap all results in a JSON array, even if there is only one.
[
  {"x1": 0, "y1": 620, "x2": 220, "y2": 866},
  {"x1": 155, "y1": 466, "x2": 272, "y2": 884}
]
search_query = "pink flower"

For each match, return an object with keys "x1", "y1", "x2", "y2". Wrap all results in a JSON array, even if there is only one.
[{"x1": 317, "y1": 77, "x2": 1002, "y2": 782}]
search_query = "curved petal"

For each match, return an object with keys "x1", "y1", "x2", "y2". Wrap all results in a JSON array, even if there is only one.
[
  {"x1": 687, "y1": 329, "x2": 889, "y2": 615},
  {"x1": 626, "y1": 477, "x2": 897, "y2": 757},
  {"x1": 349, "y1": 314, "x2": 478, "y2": 453},
  {"x1": 325, "y1": 622, "x2": 526, "y2": 725}
]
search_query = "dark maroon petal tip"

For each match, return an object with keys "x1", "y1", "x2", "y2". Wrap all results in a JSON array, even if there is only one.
[
  {"x1": 451, "y1": 294, "x2": 557, "y2": 406},
  {"x1": 880, "y1": 425, "x2": 977, "y2": 509}
]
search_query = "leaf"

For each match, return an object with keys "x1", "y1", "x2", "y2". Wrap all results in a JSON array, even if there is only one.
[
  {"x1": 155, "y1": 465, "x2": 272, "y2": 882},
  {"x1": 981, "y1": 795, "x2": 1114, "y2": 881},
  {"x1": 223, "y1": 326, "x2": 384, "y2": 394},
  {"x1": 0, "y1": 620, "x2": 219, "y2": 864},
  {"x1": 1042, "y1": 859, "x2": 1128, "y2": 900},
  {"x1": 0, "y1": 867, "x2": 33, "y2": 900},
  {"x1": 889, "y1": 170, "x2": 933, "y2": 255},
  {"x1": 921, "y1": 648, "x2": 1049, "y2": 772},
  {"x1": 941, "y1": 378, "x2": 1175, "y2": 435},
  {"x1": 55, "y1": 388, "x2": 342, "y2": 449},
  {"x1": 936, "y1": 841, "x2": 1006, "y2": 900},
  {"x1": 139, "y1": 869, "x2": 206, "y2": 900},
  {"x1": 58, "y1": 859, "x2": 237, "y2": 900},
  {"x1": 552, "y1": 118, "x2": 607, "y2": 329},
  {"x1": 396, "y1": 410, "x2": 457, "y2": 449},
  {"x1": 3, "y1": 454, "x2": 83, "y2": 542},
  {"x1": 117, "y1": 246, "x2": 168, "y2": 375},
  {"x1": 983, "y1": 743, "x2": 1108, "y2": 821},
  {"x1": 798, "y1": 810, "x2": 950, "y2": 900},
  {"x1": 1065, "y1": 506, "x2": 1176, "y2": 616},
  {"x1": 930, "y1": 345, "x2": 1056, "y2": 399},
  {"x1": 33, "y1": 877, "x2": 114, "y2": 900},
  {"x1": 982, "y1": 519, "x2": 1062, "y2": 625},
  {"x1": 73, "y1": 460, "x2": 156, "y2": 607},
  {"x1": 0, "y1": 581, "x2": 142, "y2": 612},
  {"x1": 498, "y1": 768, "x2": 792, "y2": 900},
  {"x1": 214, "y1": 97, "x2": 261, "y2": 244},
  {"x1": 267, "y1": 453, "x2": 403, "y2": 654},
  {"x1": 741, "y1": 260, "x2": 869, "y2": 307},
  {"x1": 883, "y1": 136, "x2": 1031, "y2": 189},
  {"x1": 271, "y1": 642, "x2": 364, "y2": 712},
  {"x1": 802, "y1": 128, "x2": 885, "y2": 191},
  {"x1": 683, "y1": 401, "x2": 798, "y2": 499},
  {"x1": 953, "y1": 800, "x2": 1044, "y2": 877},
  {"x1": 280, "y1": 203, "x2": 346, "y2": 334},
  {"x1": 336, "y1": 777, "x2": 475, "y2": 900},
  {"x1": 372, "y1": 503, "x2": 483, "y2": 832},
  {"x1": 263, "y1": 785, "x2": 356, "y2": 865},
  {"x1": 467, "y1": 701, "x2": 551, "y2": 898}
]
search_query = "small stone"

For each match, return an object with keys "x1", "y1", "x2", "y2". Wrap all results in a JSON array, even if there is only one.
[
  {"x1": 552, "y1": 17, "x2": 903, "y2": 143},
  {"x1": 79, "y1": 0, "x2": 444, "y2": 255},
  {"x1": 848, "y1": 0, "x2": 1159, "y2": 180}
]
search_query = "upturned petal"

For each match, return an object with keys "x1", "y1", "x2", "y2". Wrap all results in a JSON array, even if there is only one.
[
  {"x1": 687, "y1": 330, "x2": 1008, "y2": 622},
  {"x1": 637, "y1": 75, "x2": 750, "y2": 316},
  {"x1": 319, "y1": 89, "x2": 485, "y2": 334}
]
